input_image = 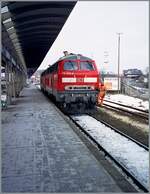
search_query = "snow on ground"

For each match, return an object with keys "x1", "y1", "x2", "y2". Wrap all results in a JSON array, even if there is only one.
[
  {"x1": 72, "y1": 115, "x2": 149, "y2": 190},
  {"x1": 105, "y1": 94, "x2": 149, "y2": 111}
]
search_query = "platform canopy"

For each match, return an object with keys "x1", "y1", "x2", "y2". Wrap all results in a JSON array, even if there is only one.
[{"x1": 1, "y1": 1, "x2": 76, "y2": 72}]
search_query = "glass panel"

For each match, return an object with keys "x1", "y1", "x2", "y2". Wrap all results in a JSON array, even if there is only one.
[
  {"x1": 64, "y1": 61, "x2": 78, "y2": 70},
  {"x1": 80, "y1": 61, "x2": 94, "y2": 70}
]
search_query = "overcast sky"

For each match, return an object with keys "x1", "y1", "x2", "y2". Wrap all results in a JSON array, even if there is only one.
[{"x1": 38, "y1": 1, "x2": 149, "y2": 74}]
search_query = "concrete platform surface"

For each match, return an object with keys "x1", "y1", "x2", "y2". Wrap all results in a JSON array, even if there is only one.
[{"x1": 2, "y1": 84, "x2": 124, "y2": 192}]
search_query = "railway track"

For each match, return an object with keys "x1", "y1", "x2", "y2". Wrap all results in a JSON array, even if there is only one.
[
  {"x1": 68, "y1": 114, "x2": 149, "y2": 192},
  {"x1": 41, "y1": 87, "x2": 149, "y2": 192},
  {"x1": 102, "y1": 99, "x2": 149, "y2": 120},
  {"x1": 88, "y1": 113, "x2": 149, "y2": 150},
  {"x1": 42, "y1": 90, "x2": 149, "y2": 192}
]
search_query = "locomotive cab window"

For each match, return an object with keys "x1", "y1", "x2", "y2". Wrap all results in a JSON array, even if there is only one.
[
  {"x1": 64, "y1": 61, "x2": 78, "y2": 70},
  {"x1": 80, "y1": 61, "x2": 95, "y2": 70}
]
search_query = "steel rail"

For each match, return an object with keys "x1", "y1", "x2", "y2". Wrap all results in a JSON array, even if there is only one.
[
  {"x1": 104, "y1": 99, "x2": 149, "y2": 113},
  {"x1": 68, "y1": 114, "x2": 149, "y2": 192},
  {"x1": 88, "y1": 113, "x2": 149, "y2": 151},
  {"x1": 101, "y1": 102, "x2": 148, "y2": 120}
]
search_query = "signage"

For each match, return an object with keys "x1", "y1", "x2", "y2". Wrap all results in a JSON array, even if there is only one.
[{"x1": 104, "y1": 77, "x2": 120, "y2": 91}]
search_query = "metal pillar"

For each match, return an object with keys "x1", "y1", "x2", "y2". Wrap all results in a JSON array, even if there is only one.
[
  {"x1": 117, "y1": 33, "x2": 123, "y2": 93},
  {"x1": 12, "y1": 67, "x2": 16, "y2": 99},
  {"x1": 5, "y1": 62, "x2": 11, "y2": 104},
  {"x1": 2, "y1": 58, "x2": 27, "y2": 107}
]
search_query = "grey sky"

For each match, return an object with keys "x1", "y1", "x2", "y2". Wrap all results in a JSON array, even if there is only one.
[{"x1": 38, "y1": 1, "x2": 149, "y2": 74}]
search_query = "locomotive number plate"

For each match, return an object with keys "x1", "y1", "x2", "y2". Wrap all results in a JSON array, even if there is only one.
[{"x1": 76, "y1": 78, "x2": 84, "y2": 82}]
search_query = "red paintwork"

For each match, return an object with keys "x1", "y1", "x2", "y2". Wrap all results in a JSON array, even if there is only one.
[
  {"x1": 41, "y1": 60, "x2": 100, "y2": 91},
  {"x1": 41, "y1": 55, "x2": 101, "y2": 107}
]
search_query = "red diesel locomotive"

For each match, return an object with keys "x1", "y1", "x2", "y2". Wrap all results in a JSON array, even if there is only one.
[{"x1": 40, "y1": 53, "x2": 100, "y2": 112}]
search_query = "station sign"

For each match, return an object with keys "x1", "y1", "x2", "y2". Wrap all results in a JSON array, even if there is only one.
[{"x1": 104, "y1": 77, "x2": 120, "y2": 91}]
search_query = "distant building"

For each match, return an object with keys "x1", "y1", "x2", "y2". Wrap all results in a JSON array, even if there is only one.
[
  {"x1": 123, "y1": 68, "x2": 143, "y2": 78},
  {"x1": 123, "y1": 68, "x2": 147, "y2": 88}
]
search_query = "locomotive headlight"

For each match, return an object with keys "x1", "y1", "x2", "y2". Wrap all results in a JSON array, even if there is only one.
[{"x1": 62, "y1": 77, "x2": 76, "y2": 83}]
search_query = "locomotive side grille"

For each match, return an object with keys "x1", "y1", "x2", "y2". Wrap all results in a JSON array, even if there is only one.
[{"x1": 65, "y1": 85, "x2": 94, "y2": 90}]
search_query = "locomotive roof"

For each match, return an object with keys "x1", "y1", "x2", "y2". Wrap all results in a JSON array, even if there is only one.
[
  {"x1": 41, "y1": 54, "x2": 94, "y2": 75},
  {"x1": 58, "y1": 54, "x2": 93, "y2": 61}
]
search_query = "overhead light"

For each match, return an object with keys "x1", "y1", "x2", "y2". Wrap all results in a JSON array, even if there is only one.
[
  {"x1": 3, "y1": 18, "x2": 12, "y2": 24},
  {"x1": 14, "y1": 42, "x2": 21, "y2": 46},
  {"x1": 1, "y1": 6, "x2": 9, "y2": 14},
  {"x1": 7, "y1": 26, "x2": 14, "y2": 31}
]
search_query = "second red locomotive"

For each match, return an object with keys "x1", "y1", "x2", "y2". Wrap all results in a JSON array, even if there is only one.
[{"x1": 40, "y1": 52, "x2": 100, "y2": 112}]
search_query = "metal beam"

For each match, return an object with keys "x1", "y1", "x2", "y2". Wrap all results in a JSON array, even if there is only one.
[
  {"x1": 8, "y1": 25, "x2": 61, "y2": 36},
  {"x1": 2, "y1": 1, "x2": 76, "y2": 71},
  {"x1": 4, "y1": 17, "x2": 65, "y2": 30}
]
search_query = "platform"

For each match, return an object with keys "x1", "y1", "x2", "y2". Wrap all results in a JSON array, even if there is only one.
[{"x1": 2, "y1": 84, "x2": 135, "y2": 192}]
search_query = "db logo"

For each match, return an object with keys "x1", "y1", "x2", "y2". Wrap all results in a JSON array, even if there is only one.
[{"x1": 77, "y1": 78, "x2": 84, "y2": 82}]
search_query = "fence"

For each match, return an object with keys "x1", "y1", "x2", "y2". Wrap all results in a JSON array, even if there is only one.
[{"x1": 121, "y1": 82, "x2": 149, "y2": 100}]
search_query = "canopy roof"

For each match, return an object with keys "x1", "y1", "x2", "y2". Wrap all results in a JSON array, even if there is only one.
[{"x1": 1, "y1": 1, "x2": 76, "y2": 71}]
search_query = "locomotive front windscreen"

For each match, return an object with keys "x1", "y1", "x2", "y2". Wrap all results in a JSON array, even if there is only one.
[
  {"x1": 63, "y1": 61, "x2": 95, "y2": 71},
  {"x1": 80, "y1": 61, "x2": 95, "y2": 70},
  {"x1": 64, "y1": 61, "x2": 78, "y2": 70}
]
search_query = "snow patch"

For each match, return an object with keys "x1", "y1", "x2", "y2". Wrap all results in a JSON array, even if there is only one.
[
  {"x1": 105, "y1": 94, "x2": 149, "y2": 111},
  {"x1": 72, "y1": 115, "x2": 149, "y2": 190}
]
